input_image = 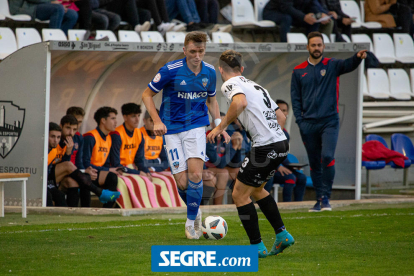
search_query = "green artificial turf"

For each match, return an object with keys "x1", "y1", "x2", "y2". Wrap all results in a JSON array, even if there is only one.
[{"x1": 0, "y1": 203, "x2": 413, "y2": 275}]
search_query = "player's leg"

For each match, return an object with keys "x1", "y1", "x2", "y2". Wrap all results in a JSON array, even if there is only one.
[
  {"x1": 96, "y1": 171, "x2": 121, "y2": 206},
  {"x1": 202, "y1": 169, "x2": 216, "y2": 205},
  {"x1": 292, "y1": 171, "x2": 307, "y2": 201},
  {"x1": 233, "y1": 179, "x2": 268, "y2": 258},
  {"x1": 299, "y1": 122, "x2": 323, "y2": 211},
  {"x1": 249, "y1": 140, "x2": 294, "y2": 256},
  {"x1": 47, "y1": 165, "x2": 67, "y2": 207},
  {"x1": 164, "y1": 133, "x2": 188, "y2": 202},
  {"x1": 208, "y1": 167, "x2": 229, "y2": 205},
  {"x1": 182, "y1": 127, "x2": 208, "y2": 238},
  {"x1": 320, "y1": 118, "x2": 339, "y2": 211},
  {"x1": 60, "y1": 177, "x2": 80, "y2": 207}
]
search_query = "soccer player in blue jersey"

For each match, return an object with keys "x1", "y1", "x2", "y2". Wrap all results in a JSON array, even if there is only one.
[
  {"x1": 291, "y1": 32, "x2": 367, "y2": 212},
  {"x1": 142, "y1": 31, "x2": 230, "y2": 239}
]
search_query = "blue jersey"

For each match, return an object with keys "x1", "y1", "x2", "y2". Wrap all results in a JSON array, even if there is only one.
[{"x1": 148, "y1": 57, "x2": 216, "y2": 135}]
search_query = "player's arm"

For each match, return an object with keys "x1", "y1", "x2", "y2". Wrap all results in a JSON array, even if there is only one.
[
  {"x1": 336, "y1": 50, "x2": 367, "y2": 75},
  {"x1": 142, "y1": 87, "x2": 166, "y2": 136},
  {"x1": 143, "y1": 66, "x2": 170, "y2": 136},
  {"x1": 206, "y1": 95, "x2": 221, "y2": 127},
  {"x1": 290, "y1": 71, "x2": 304, "y2": 124},
  {"x1": 154, "y1": 147, "x2": 169, "y2": 172},
  {"x1": 207, "y1": 94, "x2": 247, "y2": 143},
  {"x1": 134, "y1": 136, "x2": 150, "y2": 174},
  {"x1": 109, "y1": 131, "x2": 123, "y2": 168},
  {"x1": 75, "y1": 136, "x2": 84, "y2": 169},
  {"x1": 275, "y1": 108, "x2": 286, "y2": 130}
]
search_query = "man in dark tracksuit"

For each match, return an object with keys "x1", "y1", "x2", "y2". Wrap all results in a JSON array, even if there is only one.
[{"x1": 291, "y1": 31, "x2": 367, "y2": 212}]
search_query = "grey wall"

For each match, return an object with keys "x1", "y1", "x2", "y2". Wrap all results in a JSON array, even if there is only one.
[{"x1": 0, "y1": 43, "x2": 49, "y2": 205}]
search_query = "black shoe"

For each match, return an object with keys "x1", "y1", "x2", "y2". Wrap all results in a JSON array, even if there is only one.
[{"x1": 187, "y1": 23, "x2": 201, "y2": 31}]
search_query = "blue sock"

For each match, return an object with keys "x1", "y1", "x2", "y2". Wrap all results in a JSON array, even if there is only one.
[
  {"x1": 186, "y1": 180, "x2": 203, "y2": 220},
  {"x1": 178, "y1": 188, "x2": 187, "y2": 204}
]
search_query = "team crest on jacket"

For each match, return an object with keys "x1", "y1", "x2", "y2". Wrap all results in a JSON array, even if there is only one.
[
  {"x1": 320, "y1": 69, "x2": 326, "y2": 76},
  {"x1": 202, "y1": 78, "x2": 208, "y2": 87},
  {"x1": 173, "y1": 161, "x2": 179, "y2": 169}
]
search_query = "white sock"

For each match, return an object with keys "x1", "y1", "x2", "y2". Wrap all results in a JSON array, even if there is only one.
[{"x1": 186, "y1": 218, "x2": 195, "y2": 228}]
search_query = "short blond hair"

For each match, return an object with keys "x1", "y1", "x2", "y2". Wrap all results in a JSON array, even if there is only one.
[{"x1": 184, "y1": 31, "x2": 207, "y2": 46}]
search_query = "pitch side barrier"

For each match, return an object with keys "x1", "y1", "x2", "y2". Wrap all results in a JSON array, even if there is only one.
[{"x1": 0, "y1": 41, "x2": 368, "y2": 206}]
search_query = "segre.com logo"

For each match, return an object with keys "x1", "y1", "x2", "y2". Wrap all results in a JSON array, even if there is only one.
[{"x1": 151, "y1": 245, "x2": 258, "y2": 272}]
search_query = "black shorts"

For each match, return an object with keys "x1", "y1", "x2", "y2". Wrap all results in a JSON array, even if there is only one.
[
  {"x1": 47, "y1": 165, "x2": 57, "y2": 188},
  {"x1": 237, "y1": 140, "x2": 289, "y2": 188}
]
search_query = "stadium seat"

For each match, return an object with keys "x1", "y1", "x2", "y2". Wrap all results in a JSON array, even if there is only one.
[
  {"x1": 362, "y1": 160, "x2": 386, "y2": 194},
  {"x1": 391, "y1": 133, "x2": 414, "y2": 186},
  {"x1": 367, "y1": 69, "x2": 391, "y2": 99},
  {"x1": 166, "y1": 31, "x2": 186, "y2": 43},
  {"x1": 388, "y1": 69, "x2": 413, "y2": 100},
  {"x1": 322, "y1": 33, "x2": 330, "y2": 43},
  {"x1": 366, "y1": 134, "x2": 388, "y2": 148},
  {"x1": 340, "y1": 1, "x2": 381, "y2": 29},
  {"x1": 411, "y1": 69, "x2": 414, "y2": 93},
  {"x1": 391, "y1": 134, "x2": 414, "y2": 163},
  {"x1": 366, "y1": 134, "x2": 411, "y2": 168},
  {"x1": 373, "y1": 33, "x2": 396, "y2": 64},
  {"x1": 141, "y1": 31, "x2": 165, "y2": 42},
  {"x1": 287, "y1": 33, "x2": 307, "y2": 43},
  {"x1": 359, "y1": 1, "x2": 382, "y2": 28},
  {"x1": 15, "y1": 28, "x2": 41, "y2": 49},
  {"x1": 68, "y1": 29, "x2": 87, "y2": 41},
  {"x1": 0, "y1": 0, "x2": 31, "y2": 21},
  {"x1": 232, "y1": 0, "x2": 275, "y2": 27},
  {"x1": 254, "y1": 0, "x2": 270, "y2": 22},
  {"x1": 0, "y1": 27, "x2": 17, "y2": 60},
  {"x1": 42, "y1": 29, "x2": 67, "y2": 41},
  {"x1": 393, "y1": 33, "x2": 414, "y2": 64},
  {"x1": 212, "y1": 32, "x2": 234, "y2": 43},
  {"x1": 96, "y1": 30, "x2": 117, "y2": 42},
  {"x1": 118, "y1": 30, "x2": 141, "y2": 42},
  {"x1": 351, "y1": 34, "x2": 373, "y2": 51},
  {"x1": 330, "y1": 34, "x2": 351, "y2": 43}
]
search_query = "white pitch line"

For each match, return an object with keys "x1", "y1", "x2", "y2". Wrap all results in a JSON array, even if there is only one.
[{"x1": 1, "y1": 213, "x2": 413, "y2": 235}]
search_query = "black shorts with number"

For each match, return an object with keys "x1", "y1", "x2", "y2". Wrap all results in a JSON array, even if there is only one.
[
  {"x1": 237, "y1": 140, "x2": 289, "y2": 188},
  {"x1": 47, "y1": 164, "x2": 57, "y2": 188}
]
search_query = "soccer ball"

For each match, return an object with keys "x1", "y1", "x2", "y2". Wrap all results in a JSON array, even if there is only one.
[{"x1": 202, "y1": 215, "x2": 228, "y2": 240}]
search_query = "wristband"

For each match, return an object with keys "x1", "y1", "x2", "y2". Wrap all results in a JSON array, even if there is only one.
[{"x1": 214, "y1": 118, "x2": 222, "y2": 127}]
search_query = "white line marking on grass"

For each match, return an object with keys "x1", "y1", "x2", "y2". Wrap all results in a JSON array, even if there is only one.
[
  {"x1": 259, "y1": 213, "x2": 414, "y2": 221},
  {"x1": 0, "y1": 222, "x2": 183, "y2": 235},
  {"x1": 1, "y1": 213, "x2": 413, "y2": 235}
]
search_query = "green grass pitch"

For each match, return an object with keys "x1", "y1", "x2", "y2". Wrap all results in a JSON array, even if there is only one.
[{"x1": 1, "y1": 203, "x2": 413, "y2": 275}]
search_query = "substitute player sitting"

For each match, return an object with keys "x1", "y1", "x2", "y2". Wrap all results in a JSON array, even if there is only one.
[
  {"x1": 207, "y1": 50, "x2": 295, "y2": 258},
  {"x1": 47, "y1": 122, "x2": 117, "y2": 207},
  {"x1": 139, "y1": 110, "x2": 169, "y2": 173},
  {"x1": 142, "y1": 31, "x2": 230, "y2": 239},
  {"x1": 83, "y1": 107, "x2": 121, "y2": 207},
  {"x1": 110, "y1": 103, "x2": 151, "y2": 177}
]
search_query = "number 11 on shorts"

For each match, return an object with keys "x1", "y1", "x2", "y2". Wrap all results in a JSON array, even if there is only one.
[{"x1": 169, "y1": 148, "x2": 179, "y2": 161}]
